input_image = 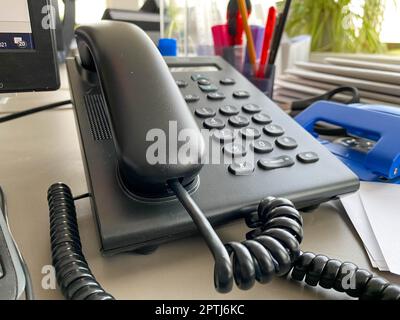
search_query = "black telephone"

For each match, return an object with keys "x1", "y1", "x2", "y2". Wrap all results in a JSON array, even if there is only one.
[{"x1": 48, "y1": 21, "x2": 400, "y2": 300}]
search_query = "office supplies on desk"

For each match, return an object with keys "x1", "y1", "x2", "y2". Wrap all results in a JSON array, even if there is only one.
[
  {"x1": 325, "y1": 57, "x2": 400, "y2": 73},
  {"x1": 158, "y1": 38, "x2": 178, "y2": 56},
  {"x1": 211, "y1": 24, "x2": 232, "y2": 55},
  {"x1": 244, "y1": 25, "x2": 265, "y2": 64},
  {"x1": 276, "y1": 74, "x2": 400, "y2": 106},
  {"x1": 2, "y1": 1, "x2": 400, "y2": 302},
  {"x1": 341, "y1": 182, "x2": 400, "y2": 275},
  {"x1": 281, "y1": 36, "x2": 311, "y2": 72},
  {"x1": 227, "y1": 0, "x2": 252, "y2": 45},
  {"x1": 237, "y1": 0, "x2": 257, "y2": 75},
  {"x1": 297, "y1": 61, "x2": 400, "y2": 85},
  {"x1": 256, "y1": 6, "x2": 277, "y2": 79},
  {"x1": 61, "y1": 20, "x2": 400, "y2": 300},
  {"x1": 340, "y1": 190, "x2": 389, "y2": 272},
  {"x1": 287, "y1": 68, "x2": 400, "y2": 97},
  {"x1": 296, "y1": 102, "x2": 400, "y2": 184},
  {"x1": 277, "y1": 55, "x2": 400, "y2": 108},
  {"x1": 268, "y1": 0, "x2": 292, "y2": 67}
]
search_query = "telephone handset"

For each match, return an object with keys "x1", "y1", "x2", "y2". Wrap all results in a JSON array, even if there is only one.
[
  {"x1": 75, "y1": 21, "x2": 231, "y2": 292},
  {"x1": 56, "y1": 21, "x2": 400, "y2": 300},
  {"x1": 75, "y1": 21, "x2": 205, "y2": 197}
]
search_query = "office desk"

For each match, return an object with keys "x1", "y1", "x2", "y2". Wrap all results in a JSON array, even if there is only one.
[{"x1": 0, "y1": 89, "x2": 399, "y2": 300}]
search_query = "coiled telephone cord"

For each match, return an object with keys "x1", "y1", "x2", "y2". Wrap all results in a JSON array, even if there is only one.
[{"x1": 48, "y1": 182, "x2": 400, "y2": 300}]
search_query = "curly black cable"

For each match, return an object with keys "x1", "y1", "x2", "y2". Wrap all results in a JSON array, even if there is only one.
[
  {"x1": 48, "y1": 183, "x2": 114, "y2": 300},
  {"x1": 224, "y1": 196, "x2": 400, "y2": 300}
]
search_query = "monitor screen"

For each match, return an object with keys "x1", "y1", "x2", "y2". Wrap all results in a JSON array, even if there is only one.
[
  {"x1": 0, "y1": 0, "x2": 59, "y2": 93},
  {"x1": 0, "y1": 0, "x2": 34, "y2": 50}
]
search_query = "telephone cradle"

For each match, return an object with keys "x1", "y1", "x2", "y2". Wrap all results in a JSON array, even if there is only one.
[
  {"x1": 46, "y1": 21, "x2": 400, "y2": 300},
  {"x1": 296, "y1": 102, "x2": 400, "y2": 184}
]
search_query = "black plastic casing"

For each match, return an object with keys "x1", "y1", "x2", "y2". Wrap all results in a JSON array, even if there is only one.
[
  {"x1": 68, "y1": 53, "x2": 359, "y2": 255},
  {"x1": 75, "y1": 22, "x2": 205, "y2": 198}
]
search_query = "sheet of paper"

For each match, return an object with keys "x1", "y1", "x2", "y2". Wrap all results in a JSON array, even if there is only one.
[
  {"x1": 359, "y1": 182, "x2": 400, "y2": 275},
  {"x1": 340, "y1": 191, "x2": 388, "y2": 271},
  {"x1": 365, "y1": 246, "x2": 389, "y2": 271}
]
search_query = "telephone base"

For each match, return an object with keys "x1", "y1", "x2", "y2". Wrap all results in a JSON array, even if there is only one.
[{"x1": 67, "y1": 56, "x2": 359, "y2": 256}]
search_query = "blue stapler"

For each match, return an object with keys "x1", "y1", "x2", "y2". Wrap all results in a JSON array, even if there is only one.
[{"x1": 296, "y1": 101, "x2": 400, "y2": 184}]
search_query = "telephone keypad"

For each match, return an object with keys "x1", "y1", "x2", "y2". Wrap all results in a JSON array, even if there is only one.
[
  {"x1": 179, "y1": 71, "x2": 320, "y2": 176},
  {"x1": 204, "y1": 118, "x2": 225, "y2": 130},
  {"x1": 275, "y1": 136, "x2": 298, "y2": 150}
]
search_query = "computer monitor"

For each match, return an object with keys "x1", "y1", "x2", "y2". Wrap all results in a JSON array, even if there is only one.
[{"x1": 0, "y1": 0, "x2": 59, "y2": 93}]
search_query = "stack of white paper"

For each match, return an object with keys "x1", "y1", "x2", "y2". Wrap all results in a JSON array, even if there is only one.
[
  {"x1": 274, "y1": 55, "x2": 400, "y2": 108},
  {"x1": 340, "y1": 182, "x2": 400, "y2": 275}
]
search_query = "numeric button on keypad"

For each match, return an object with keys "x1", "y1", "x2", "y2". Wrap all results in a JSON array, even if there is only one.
[
  {"x1": 184, "y1": 94, "x2": 200, "y2": 103},
  {"x1": 258, "y1": 156, "x2": 295, "y2": 170},
  {"x1": 223, "y1": 143, "x2": 247, "y2": 157},
  {"x1": 204, "y1": 118, "x2": 225, "y2": 130},
  {"x1": 198, "y1": 78, "x2": 211, "y2": 85},
  {"x1": 242, "y1": 104, "x2": 262, "y2": 114},
  {"x1": 297, "y1": 152, "x2": 319, "y2": 164},
  {"x1": 233, "y1": 90, "x2": 250, "y2": 99},
  {"x1": 191, "y1": 74, "x2": 208, "y2": 81},
  {"x1": 220, "y1": 105, "x2": 240, "y2": 116},
  {"x1": 228, "y1": 160, "x2": 255, "y2": 176},
  {"x1": 176, "y1": 80, "x2": 188, "y2": 88},
  {"x1": 240, "y1": 127, "x2": 261, "y2": 140},
  {"x1": 213, "y1": 128, "x2": 236, "y2": 143},
  {"x1": 207, "y1": 92, "x2": 226, "y2": 100},
  {"x1": 263, "y1": 124, "x2": 284, "y2": 137},
  {"x1": 251, "y1": 140, "x2": 273, "y2": 154},
  {"x1": 220, "y1": 78, "x2": 236, "y2": 85},
  {"x1": 252, "y1": 113, "x2": 272, "y2": 125},
  {"x1": 275, "y1": 136, "x2": 298, "y2": 150},
  {"x1": 199, "y1": 84, "x2": 219, "y2": 93},
  {"x1": 229, "y1": 115, "x2": 250, "y2": 128},
  {"x1": 195, "y1": 107, "x2": 216, "y2": 118}
]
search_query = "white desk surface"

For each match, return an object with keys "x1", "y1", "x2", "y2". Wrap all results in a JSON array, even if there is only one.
[{"x1": 0, "y1": 68, "x2": 399, "y2": 300}]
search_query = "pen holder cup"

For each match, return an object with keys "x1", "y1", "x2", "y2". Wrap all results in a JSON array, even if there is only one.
[
  {"x1": 243, "y1": 64, "x2": 276, "y2": 99},
  {"x1": 217, "y1": 46, "x2": 245, "y2": 72}
]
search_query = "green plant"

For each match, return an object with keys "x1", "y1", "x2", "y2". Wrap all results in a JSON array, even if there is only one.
[{"x1": 281, "y1": 0, "x2": 388, "y2": 53}]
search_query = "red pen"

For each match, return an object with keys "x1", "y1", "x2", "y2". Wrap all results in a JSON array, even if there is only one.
[
  {"x1": 227, "y1": 0, "x2": 252, "y2": 46},
  {"x1": 256, "y1": 7, "x2": 277, "y2": 78}
]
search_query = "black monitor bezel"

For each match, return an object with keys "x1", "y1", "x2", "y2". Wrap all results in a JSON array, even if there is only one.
[{"x1": 0, "y1": 0, "x2": 60, "y2": 93}]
